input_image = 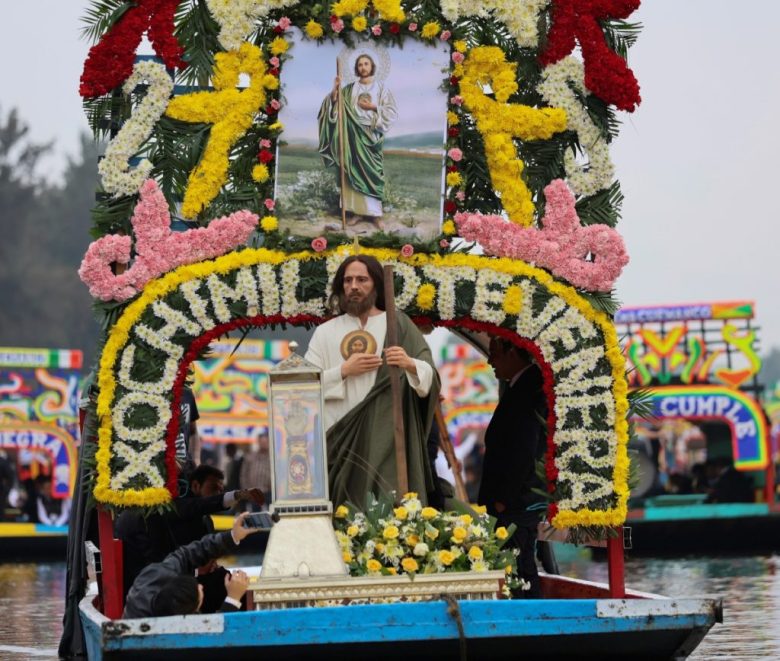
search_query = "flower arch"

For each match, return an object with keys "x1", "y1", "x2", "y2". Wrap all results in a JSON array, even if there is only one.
[{"x1": 95, "y1": 247, "x2": 629, "y2": 528}]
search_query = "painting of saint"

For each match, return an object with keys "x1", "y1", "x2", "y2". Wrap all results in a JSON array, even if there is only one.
[
  {"x1": 275, "y1": 30, "x2": 448, "y2": 239},
  {"x1": 318, "y1": 52, "x2": 398, "y2": 231}
]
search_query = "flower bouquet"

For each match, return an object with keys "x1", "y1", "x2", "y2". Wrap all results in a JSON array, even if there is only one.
[{"x1": 333, "y1": 491, "x2": 525, "y2": 596}]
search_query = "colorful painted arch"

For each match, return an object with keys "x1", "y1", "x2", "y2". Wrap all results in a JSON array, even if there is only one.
[{"x1": 637, "y1": 385, "x2": 769, "y2": 471}]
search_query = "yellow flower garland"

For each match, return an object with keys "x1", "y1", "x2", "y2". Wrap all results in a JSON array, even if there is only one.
[
  {"x1": 95, "y1": 246, "x2": 629, "y2": 527},
  {"x1": 164, "y1": 43, "x2": 275, "y2": 218},
  {"x1": 460, "y1": 47, "x2": 568, "y2": 226}
]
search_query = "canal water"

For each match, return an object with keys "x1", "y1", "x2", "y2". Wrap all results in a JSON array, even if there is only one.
[{"x1": 0, "y1": 553, "x2": 778, "y2": 659}]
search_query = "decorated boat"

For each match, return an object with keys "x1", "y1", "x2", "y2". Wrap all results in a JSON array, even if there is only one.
[
  {"x1": 0, "y1": 347, "x2": 81, "y2": 557},
  {"x1": 60, "y1": 1, "x2": 722, "y2": 659},
  {"x1": 615, "y1": 301, "x2": 780, "y2": 555}
]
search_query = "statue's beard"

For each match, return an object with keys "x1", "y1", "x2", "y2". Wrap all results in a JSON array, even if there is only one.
[{"x1": 341, "y1": 290, "x2": 377, "y2": 317}]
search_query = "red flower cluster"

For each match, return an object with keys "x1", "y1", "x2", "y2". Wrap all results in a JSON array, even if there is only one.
[
  {"x1": 443, "y1": 200, "x2": 457, "y2": 214},
  {"x1": 258, "y1": 149, "x2": 274, "y2": 164},
  {"x1": 80, "y1": 0, "x2": 187, "y2": 99},
  {"x1": 539, "y1": 0, "x2": 641, "y2": 112}
]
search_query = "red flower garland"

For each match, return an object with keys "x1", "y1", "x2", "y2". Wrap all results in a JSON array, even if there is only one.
[
  {"x1": 539, "y1": 0, "x2": 641, "y2": 113},
  {"x1": 423, "y1": 316, "x2": 559, "y2": 521},
  {"x1": 163, "y1": 313, "x2": 324, "y2": 495},
  {"x1": 80, "y1": 0, "x2": 187, "y2": 99},
  {"x1": 159, "y1": 311, "x2": 560, "y2": 519}
]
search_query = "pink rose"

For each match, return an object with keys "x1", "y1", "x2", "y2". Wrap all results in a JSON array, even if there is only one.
[
  {"x1": 371, "y1": 24, "x2": 382, "y2": 36},
  {"x1": 452, "y1": 52, "x2": 464, "y2": 64},
  {"x1": 447, "y1": 147, "x2": 463, "y2": 162},
  {"x1": 439, "y1": 239, "x2": 450, "y2": 248},
  {"x1": 269, "y1": 56, "x2": 280, "y2": 68},
  {"x1": 278, "y1": 17, "x2": 291, "y2": 30},
  {"x1": 455, "y1": 191, "x2": 466, "y2": 201},
  {"x1": 264, "y1": 198, "x2": 275, "y2": 210},
  {"x1": 451, "y1": 95, "x2": 463, "y2": 106},
  {"x1": 332, "y1": 18, "x2": 345, "y2": 33},
  {"x1": 260, "y1": 138, "x2": 272, "y2": 148},
  {"x1": 311, "y1": 236, "x2": 328, "y2": 252},
  {"x1": 400, "y1": 243, "x2": 414, "y2": 258},
  {"x1": 270, "y1": 99, "x2": 281, "y2": 110},
  {"x1": 440, "y1": 30, "x2": 452, "y2": 41},
  {"x1": 408, "y1": 22, "x2": 418, "y2": 31}
]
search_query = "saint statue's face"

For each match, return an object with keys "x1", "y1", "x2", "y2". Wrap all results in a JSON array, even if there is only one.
[
  {"x1": 349, "y1": 338, "x2": 367, "y2": 354},
  {"x1": 356, "y1": 55, "x2": 374, "y2": 79},
  {"x1": 343, "y1": 261, "x2": 375, "y2": 313}
]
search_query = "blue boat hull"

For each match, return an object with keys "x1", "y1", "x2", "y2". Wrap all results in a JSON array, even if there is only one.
[{"x1": 80, "y1": 586, "x2": 721, "y2": 660}]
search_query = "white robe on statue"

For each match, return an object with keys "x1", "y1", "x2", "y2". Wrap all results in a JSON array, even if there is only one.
[{"x1": 305, "y1": 313, "x2": 433, "y2": 432}]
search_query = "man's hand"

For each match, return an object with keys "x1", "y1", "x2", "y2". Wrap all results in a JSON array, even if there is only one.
[
  {"x1": 341, "y1": 352, "x2": 383, "y2": 378},
  {"x1": 384, "y1": 346, "x2": 416, "y2": 374},
  {"x1": 358, "y1": 98, "x2": 377, "y2": 111},
  {"x1": 224, "y1": 569, "x2": 249, "y2": 601},
  {"x1": 331, "y1": 76, "x2": 341, "y2": 100},
  {"x1": 232, "y1": 512, "x2": 259, "y2": 543},
  {"x1": 236, "y1": 488, "x2": 264, "y2": 507}
]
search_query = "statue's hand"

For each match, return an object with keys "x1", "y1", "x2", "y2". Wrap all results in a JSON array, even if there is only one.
[{"x1": 341, "y1": 352, "x2": 383, "y2": 378}]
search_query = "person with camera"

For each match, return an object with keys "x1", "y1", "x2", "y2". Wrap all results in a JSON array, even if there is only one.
[{"x1": 123, "y1": 512, "x2": 259, "y2": 618}]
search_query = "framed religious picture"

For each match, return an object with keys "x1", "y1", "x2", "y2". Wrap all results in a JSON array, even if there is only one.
[
  {"x1": 275, "y1": 28, "x2": 448, "y2": 239},
  {"x1": 268, "y1": 382, "x2": 328, "y2": 505}
]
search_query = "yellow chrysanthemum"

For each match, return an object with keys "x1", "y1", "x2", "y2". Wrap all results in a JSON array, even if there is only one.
[
  {"x1": 447, "y1": 111, "x2": 460, "y2": 126},
  {"x1": 406, "y1": 534, "x2": 420, "y2": 547},
  {"x1": 446, "y1": 171, "x2": 463, "y2": 187},
  {"x1": 459, "y1": 514, "x2": 473, "y2": 525},
  {"x1": 268, "y1": 121, "x2": 284, "y2": 131},
  {"x1": 442, "y1": 220, "x2": 457, "y2": 236},
  {"x1": 251, "y1": 163, "x2": 270, "y2": 183},
  {"x1": 305, "y1": 20, "x2": 324, "y2": 39},
  {"x1": 468, "y1": 546, "x2": 483, "y2": 560},
  {"x1": 376, "y1": 542, "x2": 385, "y2": 552},
  {"x1": 352, "y1": 16, "x2": 367, "y2": 31},
  {"x1": 496, "y1": 526, "x2": 509, "y2": 540},
  {"x1": 438, "y1": 550, "x2": 455, "y2": 566},
  {"x1": 335, "y1": 505, "x2": 349, "y2": 518},
  {"x1": 401, "y1": 557, "x2": 419, "y2": 573},
  {"x1": 393, "y1": 506, "x2": 408, "y2": 520},
  {"x1": 421, "y1": 22, "x2": 440, "y2": 39},
  {"x1": 366, "y1": 558, "x2": 382, "y2": 572},
  {"x1": 260, "y1": 215, "x2": 278, "y2": 232},
  {"x1": 347, "y1": 524, "x2": 359, "y2": 537},
  {"x1": 416, "y1": 283, "x2": 436, "y2": 311},
  {"x1": 270, "y1": 37, "x2": 289, "y2": 55},
  {"x1": 421, "y1": 507, "x2": 439, "y2": 520},
  {"x1": 454, "y1": 40, "x2": 468, "y2": 53},
  {"x1": 383, "y1": 525, "x2": 400, "y2": 540}
]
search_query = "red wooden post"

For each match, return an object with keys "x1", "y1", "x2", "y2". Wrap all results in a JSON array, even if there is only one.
[
  {"x1": 606, "y1": 527, "x2": 625, "y2": 598},
  {"x1": 97, "y1": 506, "x2": 124, "y2": 618}
]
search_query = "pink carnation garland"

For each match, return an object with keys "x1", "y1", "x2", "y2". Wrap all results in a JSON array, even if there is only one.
[
  {"x1": 454, "y1": 179, "x2": 628, "y2": 292},
  {"x1": 78, "y1": 179, "x2": 258, "y2": 302}
]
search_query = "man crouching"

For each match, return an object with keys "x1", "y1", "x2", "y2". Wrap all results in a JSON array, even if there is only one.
[{"x1": 123, "y1": 512, "x2": 258, "y2": 618}]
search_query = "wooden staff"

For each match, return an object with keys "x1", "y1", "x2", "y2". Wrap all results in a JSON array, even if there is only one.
[
  {"x1": 434, "y1": 404, "x2": 468, "y2": 502},
  {"x1": 336, "y1": 59, "x2": 347, "y2": 232},
  {"x1": 383, "y1": 264, "x2": 408, "y2": 496}
]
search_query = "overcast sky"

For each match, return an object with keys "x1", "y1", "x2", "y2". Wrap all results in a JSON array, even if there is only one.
[{"x1": 4, "y1": 1, "x2": 779, "y2": 350}]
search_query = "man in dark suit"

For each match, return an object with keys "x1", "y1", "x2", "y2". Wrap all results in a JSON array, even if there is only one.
[{"x1": 479, "y1": 337, "x2": 548, "y2": 598}]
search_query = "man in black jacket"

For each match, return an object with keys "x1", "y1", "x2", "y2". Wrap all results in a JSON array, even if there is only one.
[
  {"x1": 123, "y1": 512, "x2": 257, "y2": 618},
  {"x1": 478, "y1": 337, "x2": 548, "y2": 598}
]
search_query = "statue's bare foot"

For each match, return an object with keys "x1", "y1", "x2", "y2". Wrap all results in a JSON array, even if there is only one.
[{"x1": 366, "y1": 216, "x2": 384, "y2": 231}]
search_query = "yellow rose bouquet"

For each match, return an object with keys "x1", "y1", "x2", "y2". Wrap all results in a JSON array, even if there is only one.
[{"x1": 333, "y1": 491, "x2": 523, "y2": 593}]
